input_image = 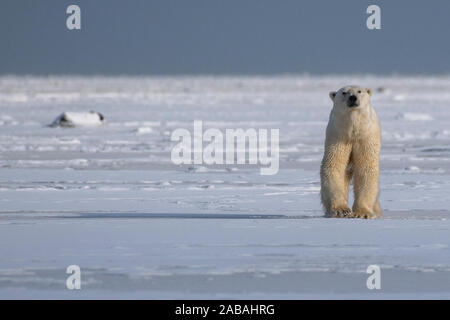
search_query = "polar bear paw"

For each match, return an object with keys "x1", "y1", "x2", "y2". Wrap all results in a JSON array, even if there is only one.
[
  {"x1": 351, "y1": 210, "x2": 378, "y2": 219},
  {"x1": 329, "y1": 206, "x2": 353, "y2": 218}
]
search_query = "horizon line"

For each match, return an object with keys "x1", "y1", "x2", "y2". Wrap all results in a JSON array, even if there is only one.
[{"x1": 1, "y1": 72, "x2": 450, "y2": 78}]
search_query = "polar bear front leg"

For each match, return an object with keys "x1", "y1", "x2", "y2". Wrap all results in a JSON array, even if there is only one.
[
  {"x1": 351, "y1": 144, "x2": 381, "y2": 219},
  {"x1": 320, "y1": 143, "x2": 352, "y2": 218}
]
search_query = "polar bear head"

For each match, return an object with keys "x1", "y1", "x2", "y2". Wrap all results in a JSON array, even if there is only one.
[{"x1": 329, "y1": 86, "x2": 372, "y2": 110}]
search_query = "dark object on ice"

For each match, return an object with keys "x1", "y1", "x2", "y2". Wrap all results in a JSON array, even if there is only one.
[{"x1": 49, "y1": 111, "x2": 105, "y2": 127}]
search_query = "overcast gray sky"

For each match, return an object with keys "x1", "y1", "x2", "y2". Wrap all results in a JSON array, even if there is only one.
[{"x1": 1, "y1": 0, "x2": 449, "y2": 75}]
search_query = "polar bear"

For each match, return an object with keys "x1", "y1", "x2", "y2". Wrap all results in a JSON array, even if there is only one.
[{"x1": 320, "y1": 85, "x2": 381, "y2": 219}]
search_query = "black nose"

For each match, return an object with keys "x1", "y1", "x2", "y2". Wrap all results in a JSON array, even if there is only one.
[{"x1": 349, "y1": 95, "x2": 357, "y2": 102}]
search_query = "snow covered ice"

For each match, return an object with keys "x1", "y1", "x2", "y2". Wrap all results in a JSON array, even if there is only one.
[
  {"x1": 49, "y1": 111, "x2": 104, "y2": 128},
  {"x1": 0, "y1": 75, "x2": 449, "y2": 299}
]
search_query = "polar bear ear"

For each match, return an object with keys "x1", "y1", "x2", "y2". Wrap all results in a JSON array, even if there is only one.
[
  {"x1": 366, "y1": 88, "x2": 372, "y2": 96},
  {"x1": 329, "y1": 91, "x2": 336, "y2": 101}
]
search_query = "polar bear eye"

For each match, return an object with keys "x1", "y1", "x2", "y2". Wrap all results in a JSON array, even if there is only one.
[
  {"x1": 342, "y1": 92, "x2": 347, "y2": 95},
  {"x1": 358, "y1": 90, "x2": 362, "y2": 93}
]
